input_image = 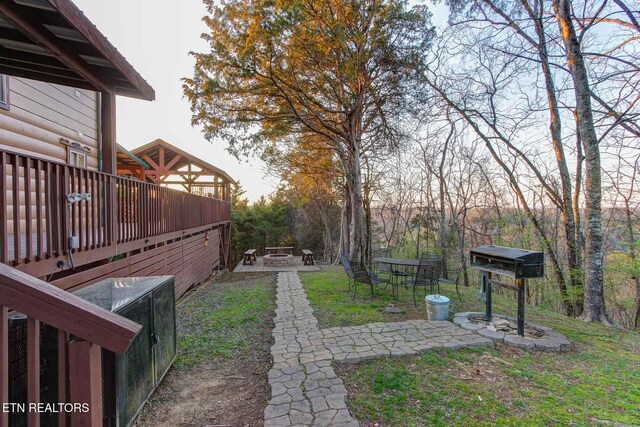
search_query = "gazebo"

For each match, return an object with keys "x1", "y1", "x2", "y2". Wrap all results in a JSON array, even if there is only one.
[{"x1": 126, "y1": 138, "x2": 234, "y2": 201}]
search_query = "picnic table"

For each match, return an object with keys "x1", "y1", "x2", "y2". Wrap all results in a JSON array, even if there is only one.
[
  {"x1": 265, "y1": 246, "x2": 294, "y2": 255},
  {"x1": 373, "y1": 257, "x2": 422, "y2": 300},
  {"x1": 373, "y1": 256, "x2": 461, "y2": 302},
  {"x1": 302, "y1": 249, "x2": 315, "y2": 265}
]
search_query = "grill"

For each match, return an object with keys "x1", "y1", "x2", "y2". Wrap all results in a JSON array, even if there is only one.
[
  {"x1": 470, "y1": 245, "x2": 545, "y2": 336},
  {"x1": 470, "y1": 245, "x2": 544, "y2": 279}
]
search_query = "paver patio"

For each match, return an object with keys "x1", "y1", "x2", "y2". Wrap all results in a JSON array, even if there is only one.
[
  {"x1": 264, "y1": 272, "x2": 493, "y2": 426},
  {"x1": 233, "y1": 256, "x2": 321, "y2": 273}
]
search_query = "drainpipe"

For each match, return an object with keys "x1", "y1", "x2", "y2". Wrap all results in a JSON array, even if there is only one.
[{"x1": 97, "y1": 92, "x2": 103, "y2": 171}]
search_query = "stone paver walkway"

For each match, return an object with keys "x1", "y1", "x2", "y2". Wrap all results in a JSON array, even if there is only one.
[
  {"x1": 265, "y1": 272, "x2": 357, "y2": 427},
  {"x1": 264, "y1": 272, "x2": 493, "y2": 426},
  {"x1": 322, "y1": 320, "x2": 492, "y2": 363}
]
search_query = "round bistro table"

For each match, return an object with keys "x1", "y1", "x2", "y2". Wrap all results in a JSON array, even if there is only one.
[{"x1": 372, "y1": 257, "x2": 419, "y2": 299}]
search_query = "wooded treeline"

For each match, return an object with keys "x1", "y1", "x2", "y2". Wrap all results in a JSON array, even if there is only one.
[
  {"x1": 186, "y1": 0, "x2": 639, "y2": 328},
  {"x1": 229, "y1": 183, "x2": 341, "y2": 266}
]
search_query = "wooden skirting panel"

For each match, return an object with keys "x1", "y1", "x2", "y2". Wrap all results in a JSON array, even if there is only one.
[{"x1": 50, "y1": 226, "x2": 222, "y2": 298}]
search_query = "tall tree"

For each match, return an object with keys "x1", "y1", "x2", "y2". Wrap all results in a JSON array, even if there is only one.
[
  {"x1": 552, "y1": 0, "x2": 609, "y2": 322},
  {"x1": 271, "y1": 133, "x2": 343, "y2": 261},
  {"x1": 441, "y1": 0, "x2": 585, "y2": 315},
  {"x1": 184, "y1": 0, "x2": 434, "y2": 262},
  {"x1": 428, "y1": 0, "x2": 637, "y2": 322}
]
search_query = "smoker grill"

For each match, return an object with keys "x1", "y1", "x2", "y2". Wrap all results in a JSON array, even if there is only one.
[
  {"x1": 470, "y1": 245, "x2": 545, "y2": 336},
  {"x1": 470, "y1": 245, "x2": 544, "y2": 279}
]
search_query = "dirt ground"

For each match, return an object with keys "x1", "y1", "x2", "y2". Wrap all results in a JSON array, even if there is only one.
[
  {"x1": 134, "y1": 273, "x2": 275, "y2": 427},
  {"x1": 134, "y1": 361, "x2": 271, "y2": 427}
]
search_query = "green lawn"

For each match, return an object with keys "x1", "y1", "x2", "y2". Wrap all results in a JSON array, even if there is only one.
[
  {"x1": 301, "y1": 267, "x2": 640, "y2": 426},
  {"x1": 301, "y1": 265, "x2": 439, "y2": 328},
  {"x1": 174, "y1": 272, "x2": 276, "y2": 369}
]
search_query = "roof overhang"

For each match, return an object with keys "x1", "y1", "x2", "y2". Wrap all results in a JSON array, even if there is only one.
[
  {"x1": 0, "y1": 0, "x2": 155, "y2": 100},
  {"x1": 116, "y1": 143, "x2": 149, "y2": 169}
]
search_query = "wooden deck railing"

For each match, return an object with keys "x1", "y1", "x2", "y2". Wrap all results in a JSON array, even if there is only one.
[
  {"x1": 0, "y1": 148, "x2": 231, "y2": 274},
  {"x1": 116, "y1": 177, "x2": 230, "y2": 243},
  {"x1": 0, "y1": 263, "x2": 141, "y2": 427}
]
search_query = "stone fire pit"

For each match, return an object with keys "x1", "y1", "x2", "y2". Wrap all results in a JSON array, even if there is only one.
[
  {"x1": 263, "y1": 253, "x2": 295, "y2": 267},
  {"x1": 453, "y1": 312, "x2": 571, "y2": 352}
]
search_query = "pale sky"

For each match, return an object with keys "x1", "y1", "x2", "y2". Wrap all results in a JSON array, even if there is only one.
[{"x1": 73, "y1": 0, "x2": 279, "y2": 202}]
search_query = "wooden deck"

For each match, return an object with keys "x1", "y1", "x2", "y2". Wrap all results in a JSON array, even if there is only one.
[
  {"x1": 233, "y1": 256, "x2": 320, "y2": 273},
  {"x1": 1, "y1": 147, "x2": 232, "y2": 298}
]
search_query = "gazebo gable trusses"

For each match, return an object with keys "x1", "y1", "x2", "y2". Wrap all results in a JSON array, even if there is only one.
[{"x1": 131, "y1": 138, "x2": 234, "y2": 200}]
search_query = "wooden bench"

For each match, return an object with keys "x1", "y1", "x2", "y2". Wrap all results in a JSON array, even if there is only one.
[
  {"x1": 243, "y1": 249, "x2": 257, "y2": 265},
  {"x1": 302, "y1": 249, "x2": 315, "y2": 266},
  {"x1": 265, "y1": 246, "x2": 294, "y2": 255}
]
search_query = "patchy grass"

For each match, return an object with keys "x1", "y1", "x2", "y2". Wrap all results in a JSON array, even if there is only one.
[
  {"x1": 135, "y1": 272, "x2": 277, "y2": 427},
  {"x1": 175, "y1": 272, "x2": 276, "y2": 369},
  {"x1": 303, "y1": 267, "x2": 640, "y2": 426}
]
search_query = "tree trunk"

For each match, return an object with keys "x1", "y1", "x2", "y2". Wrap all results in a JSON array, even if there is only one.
[
  {"x1": 634, "y1": 282, "x2": 640, "y2": 330},
  {"x1": 459, "y1": 210, "x2": 469, "y2": 287},
  {"x1": 363, "y1": 180, "x2": 372, "y2": 264},
  {"x1": 346, "y1": 144, "x2": 367, "y2": 263},
  {"x1": 338, "y1": 185, "x2": 351, "y2": 261},
  {"x1": 529, "y1": 3, "x2": 583, "y2": 316},
  {"x1": 318, "y1": 202, "x2": 333, "y2": 262},
  {"x1": 439, "y1": 124, "x2": 453, "y2": 276},
  {"x1": 553, "y1": 0, "x2": 609, "y2": 323}
]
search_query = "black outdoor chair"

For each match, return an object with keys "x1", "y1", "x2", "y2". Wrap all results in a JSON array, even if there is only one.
[
  {"x1": 402, "y1": 253, "x2": 443, "y2": 307},
  {"x1": 437, "y1": 265, "x2": 464, "y2": 302},
  {"x1": 340, "y1": 254, "x2": 356, "y2": 292},
  {"x1": 340, "y1": 255, "x2": 389, "y2": 301}
]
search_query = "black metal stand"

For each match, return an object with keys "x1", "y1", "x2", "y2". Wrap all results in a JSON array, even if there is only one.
[
  {"x1": 483, "y1": 271, "x2": 492, "y2": 323},
  {"x1": 482, "y1": 270, "x2": 526, "y2": 337},
  {"x1": 517, "y1": 278, "x2": 525, "y2": 337}
]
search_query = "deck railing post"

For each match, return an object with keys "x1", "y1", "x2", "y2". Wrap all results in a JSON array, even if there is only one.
[
  {"x1": 26, "y1": 318, "x2": 40, "y2": 427},
  {"x1": 110, "y1": 176, "x2": 117, "y2": 245},
  {"x1": 0, "y1": 306, "x2": 8, "y2": 427},
  {"x1": 68, "y1": 339, "x2": 103, "y2": 427}
]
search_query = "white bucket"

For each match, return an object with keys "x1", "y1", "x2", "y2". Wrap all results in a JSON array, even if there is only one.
[{"x1": 425, "y1": 295, "x2": 450, "y2": 320}]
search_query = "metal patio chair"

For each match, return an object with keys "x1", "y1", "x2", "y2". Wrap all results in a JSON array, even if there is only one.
[
  {"x1": 340, "y1": 255, "x2": 389, "y2": 301},
  {"x1": 402, "y1": 253, "x2": 443, "y2": 307},
  {"x1": 437, "y1": 264, "x2": 464, "y2": 302},
  {"x1": 340, "y1": 254, "x2": 356, "y2": 292}
]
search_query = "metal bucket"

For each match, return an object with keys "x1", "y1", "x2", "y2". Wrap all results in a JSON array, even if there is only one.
[{"x1": 425, "y1": 295, "x2": 450, "y2": 320}]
